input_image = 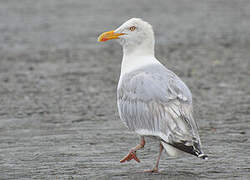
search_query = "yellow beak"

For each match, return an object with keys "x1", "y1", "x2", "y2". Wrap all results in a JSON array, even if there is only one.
[{"x1": 98, "y1": 30, "x2": 125, "y2": 42}]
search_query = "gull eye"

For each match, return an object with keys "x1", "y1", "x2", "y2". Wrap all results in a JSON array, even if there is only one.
[{"x1": 129, "y1": 26, "x2": 136, "y2": 31}]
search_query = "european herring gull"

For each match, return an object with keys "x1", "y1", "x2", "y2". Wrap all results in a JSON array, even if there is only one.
[{"x1": 98, "y1": 18, "x2": 207, "y2": 172}]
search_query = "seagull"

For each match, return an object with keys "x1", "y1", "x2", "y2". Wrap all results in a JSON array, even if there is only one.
[{"x1": 98, "y1": 18, "x2": 207, "y2": 172}]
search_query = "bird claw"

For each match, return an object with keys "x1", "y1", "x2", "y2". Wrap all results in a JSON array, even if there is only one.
[
  {"x1": 120, "y1": 151, "x2": 140, "y2": 163},
  {"x1": 144, "y1": 168, "x2": 159, "y2": 173}
]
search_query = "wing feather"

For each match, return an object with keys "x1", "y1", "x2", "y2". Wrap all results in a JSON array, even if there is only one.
[{"x1": 117, "y1": 64, "x2": 203, "y2": 156}]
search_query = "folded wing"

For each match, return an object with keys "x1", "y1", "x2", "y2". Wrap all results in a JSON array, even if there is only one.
[{"x1": 117, "y1": 64, "x2": 204, "y2": 157}]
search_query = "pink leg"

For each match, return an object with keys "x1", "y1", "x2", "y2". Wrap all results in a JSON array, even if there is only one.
[
  {"x1": 144, "y1": 143, "x2": 163, "y2": 173},
  {"x1": 120, "y1": 137, "x2": 145, "y2": 163}
]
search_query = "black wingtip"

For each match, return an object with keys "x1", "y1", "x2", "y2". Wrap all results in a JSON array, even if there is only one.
[{"x1": 166, "y1": 141, "x2": 208, "y2": 160}]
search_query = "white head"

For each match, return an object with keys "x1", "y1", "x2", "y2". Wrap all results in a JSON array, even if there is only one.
[{"x1": 98, "y1": 18, "x2": 155, "y2": 56}]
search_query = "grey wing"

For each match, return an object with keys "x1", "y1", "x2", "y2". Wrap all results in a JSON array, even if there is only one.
[{"x1": 117, "y1": 65, "x2": 203, "y2": 156}]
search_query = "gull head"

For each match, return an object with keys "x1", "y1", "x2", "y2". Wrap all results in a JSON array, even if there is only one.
[{"x1": 98, "y1": 18, "x2": 155, "y2": 55}]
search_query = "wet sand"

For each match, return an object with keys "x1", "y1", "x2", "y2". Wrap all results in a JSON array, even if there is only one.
[{"x1": 0, "y1": 0, "x2": 250, "y2": 179}]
